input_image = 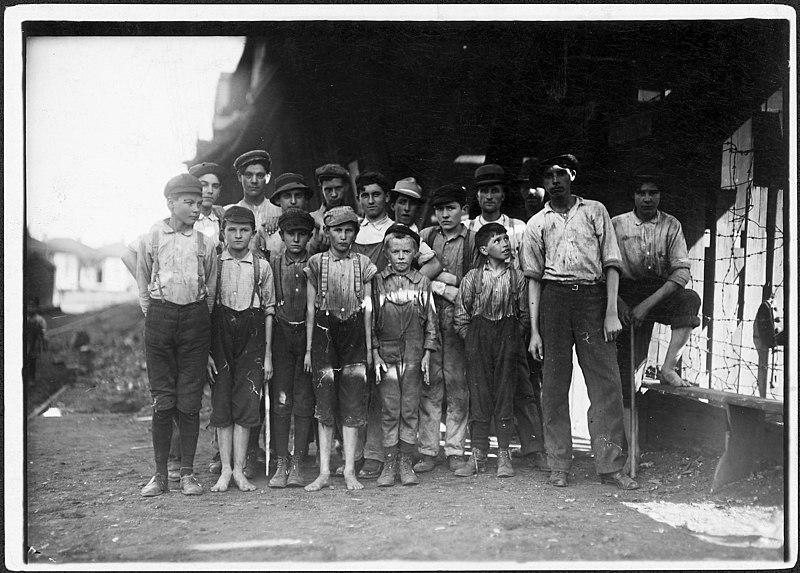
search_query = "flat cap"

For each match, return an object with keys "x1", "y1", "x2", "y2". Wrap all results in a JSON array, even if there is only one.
[
  {"x1": 475, "y1": 164, "x2": 506, "y2": 187},
  {"x1": 188, "y1": 162, "x2": 226, "y2": 180},
  {"x1": 269, "y1": 172, "x2": 312, "y2": 206},
  {"x1": 233, "y1": 150, "x2": 271, "y2": 173},
  {"x1": 278, "y1": 207, "x2": 315, "y2": 233},
  {"x1": 538, "y1": 154, "x2": 579, "y2": 174},
  {"x1": 391, "y1": 177, "x2": 423, "y2": 201},
  {"x1": 223, "y1": 205, "x2": 256, "y2": 227},
  {"x1": 431, "y1": 183, "x2": 468, "y2": 207},
  {"x1": 324, "y1": 205, "x2": 360, "y2": 229},
  {"x1": 163, "y1": 173, "x2": 203, "y2": 198},
  {"x1": 315, "y1": 163, "x2": 350, "y2": 183},
  {"x1": 384, "y1": 222, "x2": 420, "y2": 248}
]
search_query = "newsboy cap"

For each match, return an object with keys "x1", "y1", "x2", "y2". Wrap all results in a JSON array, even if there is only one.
[
  {"x1": 163, "y1": 173, "x2": 203, "y2": 198},
  {"x1": 188, "y1": 162, "x2": 227, "y2": 180},
  {"x1": 474, "y1": 164, "x2": 506, "y2": 187},
  {"x1": 233, "y1": 150, "x2": 271, "y2": 173},
  {"x1": 538, "y1": 154, "x2": 579, "y2": 174},
  {"x1": 384, "y1": 222, "x2": 420, "y2": 248},
  {"x1": 431, "y1": 183, "x2": 467, "y2": 207},
  {"x1": 278, "y1": 207, "x2": 315, "y2": 233},
  {"x1": 390, "y1": 177, "x2": 423, "y2": 201},
  {"x1": 315, "y1": 163, "x2": 350, "y2": 183},
  {"x1": 269, "y1": 173, "x2": 312, "y2": 206},
  {"x1": 223, "y1": 205, "x2": 256, "y2": 227},
  {"x1": 324, "y1": 205, "x2": 360, "y2": 229}
]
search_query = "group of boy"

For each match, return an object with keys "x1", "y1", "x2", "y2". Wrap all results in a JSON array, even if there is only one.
[{"x1": 135, "y1": 147, "x2": 700, "y2": 497}]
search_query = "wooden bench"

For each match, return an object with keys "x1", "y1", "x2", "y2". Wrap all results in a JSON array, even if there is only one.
[{"x1": 641, "y1": 382, "x2": 783, "y2": 492}]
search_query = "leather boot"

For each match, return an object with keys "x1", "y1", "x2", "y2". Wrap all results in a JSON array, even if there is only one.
[
  {"x1": 377, "y1": 452, "x2": 398, "y2": 487},
  {"x1": 268, "y1": 456, "x2": 289, "y2": 488},
  {"x1": 398, "y1": 453, "x2": 420, "y2": 486},
  {"x1": 496, "y1": 449, "x2": 515, "y2": 478},
  {"x1": 454, "y1": 447, "x2": 487, "y2": 477},
  {"x1": 286, "y1": 456, "x2": 305, "y2": 488}
]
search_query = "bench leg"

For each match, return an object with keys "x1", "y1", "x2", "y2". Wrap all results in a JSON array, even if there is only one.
[{"x1": 711, "y1": 404, "x2": 764, "y2": 492}]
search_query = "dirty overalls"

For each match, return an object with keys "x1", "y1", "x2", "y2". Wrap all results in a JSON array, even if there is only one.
[
  {"x1": 209, "y1": 253, "x2": 270, "y2": 430},
  {"x1": 373, "y1": 268, "x2": 439, "y2": 455}
]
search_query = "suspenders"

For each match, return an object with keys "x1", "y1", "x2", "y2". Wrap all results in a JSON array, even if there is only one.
[
  {"x1": 151, "y1": 227, "x2": 207, "y2": 302},
  {"x1": 474, "y1": 262, "x2": 520, "y2": 319},
  {"x1": 214, "y1": 252, "x2": 261, "y2": 309},
  {"x1": 319, "y1": 251, "x2": 362, "y2": 315}
]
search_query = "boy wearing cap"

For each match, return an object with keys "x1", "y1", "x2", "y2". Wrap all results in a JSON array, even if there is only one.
[
  {"x1": 388, "y1": 177, "x2": 442, "y2": 279},
  {"x1": 453, "y1": 223, "x2": 529, "y2": 478},
  {"x1": 137, "y1": 173, "x2": 218, "y2": 497},
  {"x1": 228, "y1": 149, "x2": 282, "y2": 244},
  {"x1": 303, "y1": 206, "x2": 378, "y2": 492},
  {"x1": 206, "y1": 206, "x2": 275, "y2": 493},
  {"x1": 372, "y1": 224, "x2": 439, "y2": 487},
  {"x1": 190, "y1": 162, "x2": 228, "y2": 251},
  {"x1": 267, "y1": 208, "x2": 317, "y2": 488},
  {"x1": 521, "y1": 154, "x2": 639, "y2": 490},
  {"x1": 415, "y1": 184, "x2": 477, "y2": 474},
  {"x1": 309, "y1": 163, "x2": 351, "y2": 254},
  {"x1": 467, "y1": 164, "x2": 527, "y2": 256},
  {"x1": 255, "y1": 172, "x2": 314, "y2": 259}
]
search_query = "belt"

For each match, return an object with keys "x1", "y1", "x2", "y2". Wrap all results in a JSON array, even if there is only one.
[
  {"x1": 544, "y1": 281, "x2": 603, "y2": 292},
  {"x1": 149, "y1": 297, "x2": 204, "y2": 309}
]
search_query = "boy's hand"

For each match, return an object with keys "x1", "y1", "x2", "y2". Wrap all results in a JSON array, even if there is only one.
[
  {"x1": 630, "y1": 301, "x2": 652, "y2": 328},
  {"x1": 206, "y1": 355, "x2": 218, "y2": 383},
  {"x1": 373, "y1": 350, "x2": 387, "y2": 385},
  {"x1": 617, "y1": 297, "x2": 631, "y2": 328},
  {"x1": 421, "y1": 351, "x2": 431, "y2": 385},
  {"x1": 263, "y1": 215, "x2": 280, "y2": 235},
  {"x1": 528, "y1": 332, "x2": 543, "y2": 361},
  {"x1": 263, "y1": 353, "x2": 273, "y2": 381},
  {"x1": 603, "y1": 313, "x2": 623, "y2": 342},
  {"x1": 303, "y1": 350, "x2": 312, "y2": 374}
]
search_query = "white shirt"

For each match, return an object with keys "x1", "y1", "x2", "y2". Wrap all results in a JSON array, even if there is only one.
[{"x1": 467, "y1": 213, "x2": 527, "y2": 255}]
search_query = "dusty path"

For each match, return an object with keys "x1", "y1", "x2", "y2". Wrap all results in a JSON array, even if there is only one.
[{"x1": 24, "y1": 411, "x2": 784, "y2": 566}]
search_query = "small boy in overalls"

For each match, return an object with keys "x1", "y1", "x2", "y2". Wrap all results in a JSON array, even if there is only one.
[
  {"x1": 372, "y1": 224, "x2": 439, "y2": 486},
  {"x1": 303, "y1": 206, "x2": 378, "y2": 492},
  {"x1": 453, "y1": 222, "x2": 530, "y2": 478},
  {"x1": 207, "y1": 206, "x2": 275, "y2": 493}
]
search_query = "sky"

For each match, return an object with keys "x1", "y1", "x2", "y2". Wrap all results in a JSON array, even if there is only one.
[{"x1": 25, "y1": 36, "x2": 245, "y2": 248}]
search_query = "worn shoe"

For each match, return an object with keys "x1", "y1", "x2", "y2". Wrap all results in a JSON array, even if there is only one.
[
  {"x1": 208, "y1": 451, "x2": 222, "y2": 475},
  {"x1": 377, "y1": 455, "x2": 398, "y2": 487},
  {"x1": 167, "y1": 460, "x2": 181, "y2": 482},
  {"x1": 141, "y1": 473, "x2": 168, "y2": 497},
  {"x1": 358, "y1": 458, "x2": 384, "y2": 480},
  {"x1": 414, "y1": 454, "x2": 437, "y2": 473},
  {"x1": 454, "y1": 448, "x2": 487, "y2": 477},
  {"x1": 528, "y1": 451, "x2": 550, "y2": 472},
  {"x1": 447, "y1": 455, "x2": 466, "y2": 472},
  {"x1": 600, "y1": 470, "x2": 640, "y2": 490},
  {"x1": 548, "y1": 470, "x2": 568, "y2": 487},
  {"x1": 286, "y1": 456, "x2": 305, "y2": 488},
  {"x1": 268, "y1": 456, "x2": 289, "y2": 488},
  {"x1": 398, "y1": 454, "x2": 420, "y2": 486},
  {"x1": 243, "y1": 449, "x2": 260, "y2": 479},
  {"x1": 497, "y1": 449, "x2": 515, "y2": 478},
  {"x1": 179, "y1": 474, "x2": 203, "y2": 496}
]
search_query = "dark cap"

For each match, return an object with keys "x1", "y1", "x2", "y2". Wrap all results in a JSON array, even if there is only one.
[
  {"x1": 538, "y1": 154, "x2": 579, "y2": 174},
  {"x1": 324, "y1": 205, "x2": 360, "y2": 228},
  {"x1": 515, "y1": 158, "x2": 538, "y2": 182},
  {"x1": 315, "y1": 163, "x2": 350, "y2": 183},
  {"x1": 269, "y1": 172, "x2": 312, "y2": 206},
  {"x1": 390, "y1": 177, "x2": 423, "y2": 201},
  {"x1": 278, "y1": 207, "x2": 315, "y2": 233},
  {"x1": 188, "y1": 162, "x2": 226, "y2": 180},
  {"x1": 431, "y1": 183, "x2": 468, "y2": 207},
  {"x1": 223, "y1": 205, "x2": 256, "y2": 227},
  {"x1": 383, "y1": 222, "x2": 420, "y2": 248},
  {"x1": 233, "y1": 150, "x2": 271, "y2": 173},
  {"x1": 475, "y1": 164, "x2": 506, "y2": 187},
  {"x1": 163, "y1": 173, "x2": 203, "y2": 198},
  {"x1": 475, "y1": 222, "x2": 508, "y2": 249}
]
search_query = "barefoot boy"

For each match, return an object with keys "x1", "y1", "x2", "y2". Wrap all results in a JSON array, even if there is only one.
[
  {"x1": 372, "y1": 224, "x2": 439, "y2": 487},
  {"x1": 453, "y1": 223, "x2": 530, "y2": 478},
  {"x1": 268, "y1": 208, "x2": 316, "y2": 488},
  {"x1": 303, "y1": 206, "x2": 378, "y2": 491},
  {"x1": 207, "y1": 206, "x2": 275, "y2": 493}
]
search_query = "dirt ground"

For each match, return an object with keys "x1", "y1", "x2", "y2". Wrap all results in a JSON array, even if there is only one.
[{"x1": 18, "y1": 302, "x2": 789, "y2": 567}]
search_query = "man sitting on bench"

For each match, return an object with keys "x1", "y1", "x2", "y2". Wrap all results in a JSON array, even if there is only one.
[{"x1": 613, "y1": 174, "x2": 702, "y2": 448}]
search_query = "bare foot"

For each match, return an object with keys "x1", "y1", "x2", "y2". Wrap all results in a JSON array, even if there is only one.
[
  {"x1": 211, "y1": 469, "x2": 232, "y2": 492},
  {"x1": 343, "y1": 469, "x2": 363, "y2": 491},
  {"x1": 658, "y1": 368, "x2": 691, "y2": 387},
  {"x1": 304, "y1": 473, "x2": 331, "y2": 492},
  {"x1": 232, "y1": 469, "x2": 257, "y2": 492}
]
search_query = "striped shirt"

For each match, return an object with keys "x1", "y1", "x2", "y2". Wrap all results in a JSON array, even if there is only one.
[
  {"x1": 216, "y1": 250, "x2": 276, "y2": 313},
  {"x1": 453, "y1": 262, "x2": 529, "y2": 339},
  {"x1": 612, "y1": 210, "x2": 692, "y2": 288},
  {"x1": 304, "y1": 250, "x2": 378, "y2": 321},
  {"x1": 520, "y1": 196, "x2": 622, "y2": 284}
]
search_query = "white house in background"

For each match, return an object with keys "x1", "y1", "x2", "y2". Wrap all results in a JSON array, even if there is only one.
[
  {"x1": 95, "y1": 243, "x2": 137, "y2": 292},
  {"x1": 45, "y1": 238, "x2": 135, "y2": 294}
]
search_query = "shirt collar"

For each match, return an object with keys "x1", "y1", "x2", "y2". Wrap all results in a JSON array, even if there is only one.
[
  {"x1": 326, "y1": 248, "x2": 354, "y2": 262},
  {"x1": 198, "y1": 210, "x2": 220, "y2": 222},
  {"x1": 282, "y1": 250, "x2": 309, "y2": 265},
  {"x1": 360, "y1": 213, "x2": 391, "y2": 228},
  {"x1": 380, "y1": 265, "x2": 423, "y2": 283},
  {"x1": 633, "y1": 210, "x2": 661, "y2": 226},
  {"x1": 543, "y1": 195, "x2": 584, "y2": 214},
  {"x1": 478, "y1": 213, "x2": 506, "y2": 226},
  {"x1": 221, "y1": 249, "x2": 254, "y2": 264},
  {"x1": 159, "y1": 218, "x2": 193, "y2": 237}
]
